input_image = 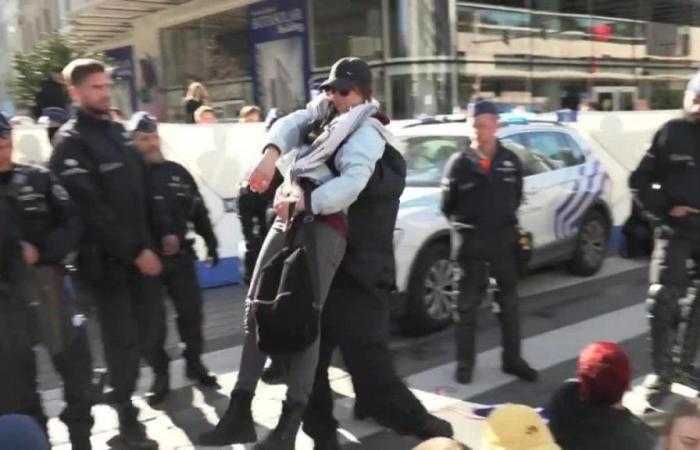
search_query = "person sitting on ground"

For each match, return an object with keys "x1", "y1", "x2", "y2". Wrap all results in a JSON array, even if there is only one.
[
  {"x1": 239, "y1": 105, "x2": 263, "y2": 123},
  {"x1": 547, "y1": 341, "x2": 657, "y2": 450},
  {"x1": 663, "y1": 398, "x2": 700, "y2": 450},
  {"x1": 413, "y1": 437, "x2": 471, "y2": 450},
  {"x1": 194, "y1": 105, "x2": 218, "y2": 125},
  {"x1": 483, "y1": 404, "x2": 560, "y2": 450}
]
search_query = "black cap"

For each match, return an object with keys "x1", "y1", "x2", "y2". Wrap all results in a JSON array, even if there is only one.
[
  {"x1": 473, "y1": 100, "x2": 498, "y2": 117},
  {"x1": 0, "y1": 113, "x2": 11, "y2": 139},
  {"x1": 126, "y1": 111, "x2": 158, "y2": 134},
  {"x1": 320, "y1": 57, "x2": 372, "y2": 92},
  {"x1": 41, "y1": 107, "x2": 70, "y2": 126}
]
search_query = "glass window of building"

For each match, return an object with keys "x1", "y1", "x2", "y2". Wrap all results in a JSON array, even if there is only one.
[
  {"x1": 160, "y1": 8, "x2": 252, "y2": 121},
  {"x1": 389, "y1": 0, "x2": 451, "y2": 57},
  {"x1": 390, "y1": 63, "x2": 453, "y2": 119},
  {"x1": 311, "y1": 0, "x2": 382, "y2": 68}
]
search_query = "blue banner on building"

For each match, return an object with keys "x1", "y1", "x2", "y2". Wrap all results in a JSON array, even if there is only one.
[{"x1": 249, "y1": 0, "x2": 310, "y2": 114}]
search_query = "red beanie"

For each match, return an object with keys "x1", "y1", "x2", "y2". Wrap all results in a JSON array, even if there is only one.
[{"x1": 577, "y1": 341, "x2": 631, "y2": 405}]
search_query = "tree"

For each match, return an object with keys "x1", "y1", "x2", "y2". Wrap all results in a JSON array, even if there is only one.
[{"x1": 10, "y1": 34, "x2": 107, "y2": 112}]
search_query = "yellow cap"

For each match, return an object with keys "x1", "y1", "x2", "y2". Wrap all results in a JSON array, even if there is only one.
[{"x1": 483, "y1": 404, "x2": 561, "y2": 450}]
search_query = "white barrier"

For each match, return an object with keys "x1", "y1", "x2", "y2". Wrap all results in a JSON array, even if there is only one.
[{"x1": 11, "y1": 111, "x2": 684, "y2": 284}]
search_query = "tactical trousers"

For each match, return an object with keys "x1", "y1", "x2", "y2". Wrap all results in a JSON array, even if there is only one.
[
  {"x1": 0, "y1": 307, "x2": 46, "y2": 432},
  {"x1": 160, "y1": 251, "x2": 206, "y2": 365},
  {"x1": 455, "y1": 229, "x2": 522, "y2": 376},
  {"x1": 647, "y1": 236, "x2": 700, "y2": 386},
  {"x1": 88, "y1": 265, "x2": 165, "y2": 406},
  {"x1": 237, "y1": 192, "x2": 270, "y2": 285},
  {"x1": 303, "y1": 269, "x2": 431, "y2": 439}
]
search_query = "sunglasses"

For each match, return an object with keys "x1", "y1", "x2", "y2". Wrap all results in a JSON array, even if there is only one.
[{"x1": 322, "y1": 86, "x2": 350, "y2": 97}]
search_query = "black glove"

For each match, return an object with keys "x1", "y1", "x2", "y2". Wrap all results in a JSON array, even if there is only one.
[{"x1": 207, "y1": 248, "x2": 220, "y2": 268}]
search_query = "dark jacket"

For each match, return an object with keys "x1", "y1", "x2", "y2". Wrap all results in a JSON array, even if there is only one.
[
  {"x1": 547, "y1": 380, "x2": 657, "y2": 450},
  {"x1": 184, "y1": 99, "x2": 203, "y2": 124},
  {"x1": 629, "y1": 118, "x2": 700, "y2": 238},
  {"x1": 441, "y1": 141, "x2": 523, "y2": 230},
  {"x1": 339, "y1": 145, "x2": 406, "y2": 293},
  {"x1": 49, "y1": 109, "x2": 158, "y2": 268},
  {"x1": 0, "y1": 164, "x2": 82, "y2": 265},
  {"x1": 148, "y1": 160, "x2": 217, "y2": 254}
]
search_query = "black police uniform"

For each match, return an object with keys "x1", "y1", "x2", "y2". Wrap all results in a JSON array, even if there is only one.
[
  {"x1": 237, "y1": 172, "x2": 281, "y2": 284},
  {"x1": 49, "y1": 109, "x2": 161, "y2": 447},
  {"x1": 629, "y1": 117, "x2": 700, "y2": 404},
  {"x1": 148, "y1": 159, "x2": 218, "y2": 377},
  {"x1": 0, "y1": 186, "x2": 47, "y2": 434},
  {"x1": 1, "y1": 163, "x2": 94, "y2": 448},
  {"x1": 441, "y1": 140, "x2": 536, "y2": 383}
]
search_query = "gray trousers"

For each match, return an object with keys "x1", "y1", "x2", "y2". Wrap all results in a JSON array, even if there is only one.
[{"x1": 234, "y1": 217, "x2": 346, "y2": 404}]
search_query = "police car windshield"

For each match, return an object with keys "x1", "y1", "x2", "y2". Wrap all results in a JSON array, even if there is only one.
[{"x1": 394, "y1": 136, "x2": 467, "y2": 187}]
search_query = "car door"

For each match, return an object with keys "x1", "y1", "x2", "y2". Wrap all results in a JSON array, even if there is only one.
[
  {"x1": 519, "y1": 130, "x2": 589, "y2": 246},
  {"x1": 500, "y1": 133, "x2": 554, "y2": 249}
]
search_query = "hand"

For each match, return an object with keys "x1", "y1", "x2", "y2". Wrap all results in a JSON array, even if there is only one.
[
  {"x1": 134, "y1": 249, "x2": 162, "y2": 276},
  {"x1": 161, "y1": 235, "x2": 180, "y2": 256},
  {"x1": 249, "y1": 147, "x2": 280, "y2": 193},
  {"x1": 207, "y1": 249, "x2": 219, "y2": 268},
  {"x1": 273, "y1": 185, "x2": 304, "y2": 221},
  {"x1": 20, "y1": 241, "x2": 39, "y2": 266},
  {"x1": 668, "y1": 206, "x2": 700, "y2": 218}
]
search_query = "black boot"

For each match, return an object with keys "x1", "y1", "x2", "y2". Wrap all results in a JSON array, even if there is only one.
[
  {"x1": 676, "y1": 284, "x2": 700, "y2": 389},
  {"x1": 254, "y1": 400, "x2": 305, "y2": 450},
  {"x1": 147, "y1": 373, "x2": 170, "y2": 406},
  {"x1": 186, "y1": 360, "x2": 219, "y2": 387},
  {"x1": 502, "y1": 358, "x2": 538, "y2": 382},
  {"x1": 116, "y1": 403, "x2": 158, "y2": 449},
  {"x1": 68, "y1": 427, "x2": 92, "y2": 450},
  {"x1": 454, "y1": 312, "x2": 476, "y2": 385},
  {"x1": 312, "y1": 433, "x2": 341, "y2": 450},
  {"x1": 645, "y1": 285, "x2": 680, "y2": 407},
  {"x1": 412, "y1": 414, "x2": 454, "y2": 441},
  {"x1": 198, "y1": 391, "x2": 257, "y2": 446},
  {"x1": 261, "y1": 359, "x2": 286, "y2": 385}
]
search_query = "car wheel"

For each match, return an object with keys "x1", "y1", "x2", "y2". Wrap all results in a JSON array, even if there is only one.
[
  {"x1": 403, "y1": 242, "x2": 457, "y2": 336},
  {"x1": 567, "y1": 209, "x2": 609, "y2": 276}
]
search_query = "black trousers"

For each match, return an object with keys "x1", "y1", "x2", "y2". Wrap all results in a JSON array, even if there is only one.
[
  {"x1": 455, "y1": 229, "x2": 522, "y2": 374},
  {"x1": 647, "y1": 236, "x2": 700, "y2": 382},
  {"x1": 50, "y1": 326, "x2": 94, "y2": 435},
  {"x1": 237, "y1": 190, "x2": 271, "y2": 285},
  {"x1": 88, "y1": 265, "x2": 165, "y2": 404},
  {"x1": 0, "y1": 307, "x2": 46, "y2": 432},
  {"x1": 303, "y1": 270, "x2": 430, "y2": 438},
  {"x1": 160, "y1": 251, "x2": 206, "y2": 365}
]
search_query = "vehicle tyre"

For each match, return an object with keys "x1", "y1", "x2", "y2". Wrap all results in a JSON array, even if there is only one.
[
  {"x1": 567, "y1": 209, "x2": 610, "y2": 276},
  {"x1": 402, "y1": 242, "x2": 457, "y2": 336}
]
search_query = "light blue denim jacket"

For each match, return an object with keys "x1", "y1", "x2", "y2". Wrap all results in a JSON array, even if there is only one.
[{"x1": 267, "y1": 108, "x2": 386, "y2": 215}]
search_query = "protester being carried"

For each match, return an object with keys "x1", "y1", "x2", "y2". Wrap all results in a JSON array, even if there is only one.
[{"x1": 547, "y1": 341, "x2": 657, "y2": 450}]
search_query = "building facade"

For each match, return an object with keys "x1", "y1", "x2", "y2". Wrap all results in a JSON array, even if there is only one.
[{"x1": 10, "y1": 0, "x2": 700, "y2": 120}]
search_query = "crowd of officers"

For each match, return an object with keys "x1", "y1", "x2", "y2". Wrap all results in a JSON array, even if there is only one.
[{"x1": 0, "y1": 58, "x2": 226, "y2": 449}]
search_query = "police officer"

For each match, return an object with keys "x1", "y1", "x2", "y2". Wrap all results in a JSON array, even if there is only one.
[
  {"x1": 0, "y1": 117, "x2": 48, "y2": 436},
  {"x1": 441, "y1": 100, "x2": 537, "y2": 385},
  {"x1": 49, "y1": 59, "x2": 161, "y2": 449},
  {"x1": 629, "y1": 72, "x2": 700, "y2": 407},
  {"x1": 126, "y1": 112, "x2": 219, "y2": 405},
  {"x1": 0, "y1": 112, "x2": 95, "y2": 448}
]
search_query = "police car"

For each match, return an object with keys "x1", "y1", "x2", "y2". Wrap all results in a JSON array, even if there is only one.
[{"x1": 392, "y1": 117, "x2": 613, "y2": 334}]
